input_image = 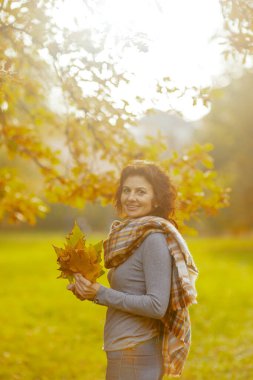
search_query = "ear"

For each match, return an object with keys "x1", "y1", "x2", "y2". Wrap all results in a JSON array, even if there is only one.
[{"x1": 152, "y1": 199, "x2": 159, "y2": 208}]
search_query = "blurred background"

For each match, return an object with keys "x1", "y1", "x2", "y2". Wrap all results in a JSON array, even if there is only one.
[
  {"x1": 1, "y1": 0, "x2": 253, "y2": 236},
  {"x1": 1, "y1": 0, "x2": 253, "y2": 379}
]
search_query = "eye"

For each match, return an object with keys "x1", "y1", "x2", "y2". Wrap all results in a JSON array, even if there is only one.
[
  {"x1": 137, "y1": 190, "x2": 146, "y2": 195},
  {"x1": 122, "y1": 188, "x2": 130, "y2": 194}
]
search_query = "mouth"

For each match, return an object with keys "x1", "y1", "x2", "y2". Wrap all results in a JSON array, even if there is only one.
[{"x1": 126, "y1": 205, "x2": 139, "y2": 211}]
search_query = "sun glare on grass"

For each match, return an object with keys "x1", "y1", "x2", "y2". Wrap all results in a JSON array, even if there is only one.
[{"x1": 53, "y1": 0, "x2": 225, "y2": 120}]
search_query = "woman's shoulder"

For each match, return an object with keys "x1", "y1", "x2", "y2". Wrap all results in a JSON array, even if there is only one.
[
  {"x1": 141, "y1": 232, "x2": 171, "y2": 262},
  {"x1": 142, "y1": 231, "x2": 168, "y2": 248}
]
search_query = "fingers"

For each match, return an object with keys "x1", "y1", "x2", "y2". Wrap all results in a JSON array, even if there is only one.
[
  {"x1": 75, "y1": 292, "x2": 86, "y2": 301},
  {"x1": 66, "y1": 282, "x2": 86, "y2": 301},
  {"x1": 75, "y1": 281, "x2": 85, "y2": 295},
  {"x1": 66, "y1": 273, "x2": 94, "y2": 302},
  {"x1": 74, "y1": 273, "x2": 91, "y2": 286},
  {"x1": 74, "y1": 280, "x2": 97, "y2": 300}
]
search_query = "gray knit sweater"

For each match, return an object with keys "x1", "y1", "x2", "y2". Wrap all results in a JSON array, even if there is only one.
[{"x1": 95, "y1": 232, "x2": 172, "y2": 351}]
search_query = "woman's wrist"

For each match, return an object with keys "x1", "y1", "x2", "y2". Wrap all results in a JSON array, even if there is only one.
[
  {"x1": 92, "y1": 282, "x2": 101, "y2": 294},
  {"x1": 89, "y1": 283, "x2": 98, "y2": 302},
  {"x1": 90, "y1": 282, "x2": 101, "y2": 301}
]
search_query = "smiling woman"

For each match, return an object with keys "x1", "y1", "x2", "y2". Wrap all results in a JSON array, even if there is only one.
[
  {"x1": 114, "y1": 160, "x2": 177, "y2": 221},
  {"x1": 68, "y1": 159, "x2": 198, "y2": 379},
  {"x1": 120, "y1": 176, "x2": 157, "y2": 218}
]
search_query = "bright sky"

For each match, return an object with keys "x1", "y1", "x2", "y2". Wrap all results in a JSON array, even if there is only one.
[{"x1": 53, "y1": 0, "x2": 225, "y2": 121}]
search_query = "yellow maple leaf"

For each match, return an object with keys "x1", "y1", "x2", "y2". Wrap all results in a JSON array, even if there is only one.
[{"x1": 53, "y1": 222, "x2": 105, "y2": 283}]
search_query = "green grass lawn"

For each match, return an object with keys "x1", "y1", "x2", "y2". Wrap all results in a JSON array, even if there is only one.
[{"x1": 0, "y1": 232, "x2": 252, "y2": 380}]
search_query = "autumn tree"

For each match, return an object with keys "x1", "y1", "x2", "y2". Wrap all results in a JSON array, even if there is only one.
[
  {"x1": 0, "y1": 0, "x2": 229, "y2": 233},
  {"x1": 219, "y1": 0, "x2": 253, "y2": 61}
]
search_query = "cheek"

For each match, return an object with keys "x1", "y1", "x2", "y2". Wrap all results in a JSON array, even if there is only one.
[
  {"x1": 144, "y1": 196, "x2": 154, "y2": 207},
  {"x1": 120, "y1": 193, "x2": 125, "y2": 204}
]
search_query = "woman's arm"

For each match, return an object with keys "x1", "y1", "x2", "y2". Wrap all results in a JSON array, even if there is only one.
[
  {"x1": 95, "y1": 233, "x2": 171, "y2": 319},
  {"x1": 70, "y1": 233, "x2": 172, "y2": 319}
]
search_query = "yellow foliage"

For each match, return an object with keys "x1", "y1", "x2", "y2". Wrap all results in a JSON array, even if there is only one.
[
  {"x1": 0, "y1": 168, "x2": 48, "y2": 225},
  {"x1": 0, "y1": 1, "x2": 230, "y2": 232},
  {"x1": 53, "y1": 222, "x2": 104, "y2": 283}
]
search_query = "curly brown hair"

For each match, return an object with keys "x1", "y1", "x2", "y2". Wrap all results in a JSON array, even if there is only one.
[{"x1": 114, "y1": 160, "x2": 177, "y2": 224}]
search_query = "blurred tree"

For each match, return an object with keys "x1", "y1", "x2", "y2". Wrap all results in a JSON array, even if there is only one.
[
  {"x1": 0, "y1": 0, "x2": 229, "y2": 233},
  {"x1": 196, "y1": 71, "x2": 253, "y2": 233},
  {"x1": 220, "y1": 0, "x2": 253, "y2": 62}
]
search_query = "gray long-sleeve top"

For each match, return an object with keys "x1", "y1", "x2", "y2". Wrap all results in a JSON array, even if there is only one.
[{"x1": 95, "y1": 232, "x2": 172, "y2": 351}]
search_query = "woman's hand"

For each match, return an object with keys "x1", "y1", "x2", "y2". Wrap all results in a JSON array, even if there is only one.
[{"x1": 67, "y1": 273, "x2": 101, "y2": 301}]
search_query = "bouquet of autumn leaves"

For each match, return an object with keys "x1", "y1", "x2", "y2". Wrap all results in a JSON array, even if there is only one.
[{"x1": 53, "y1": 222, "x2": 105, "y2": 284}]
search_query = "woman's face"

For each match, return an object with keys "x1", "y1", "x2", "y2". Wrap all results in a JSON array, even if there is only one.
[{"x1": 120, "y1": 175, "x2": 156, "y2": 218}]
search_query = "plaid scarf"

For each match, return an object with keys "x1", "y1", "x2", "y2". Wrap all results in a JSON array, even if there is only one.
[{"x1": 103, "y1": 215, "x2": 198, "y2": 378}]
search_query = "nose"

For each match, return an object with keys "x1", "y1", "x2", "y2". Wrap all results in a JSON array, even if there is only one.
[{"x1": 126, "y1": 191, "x2": 137, "y2": 201}]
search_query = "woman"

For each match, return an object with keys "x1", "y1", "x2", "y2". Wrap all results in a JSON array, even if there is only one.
[{"x1": 68, "y1": 160, "x2": 198, "y2": 379}]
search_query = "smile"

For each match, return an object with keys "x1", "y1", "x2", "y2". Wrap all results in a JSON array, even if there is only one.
[{"x1": 126, "y1": 205, "x2": 139, "y2": 210}]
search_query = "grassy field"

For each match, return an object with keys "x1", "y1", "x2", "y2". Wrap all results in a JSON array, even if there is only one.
[{"x1": 0, "y1": 232, "x2": 252, "y2": 380}]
